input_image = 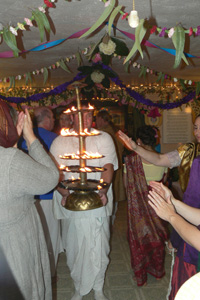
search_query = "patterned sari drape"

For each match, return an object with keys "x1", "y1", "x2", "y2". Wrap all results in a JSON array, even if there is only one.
[{"x1": 125, "y1": 152, "x2": 168, "y2": 286}]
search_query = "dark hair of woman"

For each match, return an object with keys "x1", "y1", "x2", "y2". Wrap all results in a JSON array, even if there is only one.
[
  {"x1": 136, "y1": 125, "x2": 157, "y2": 147},
  {"x1": 96, "y1": 110, "x2": 119, "y2": 133}
]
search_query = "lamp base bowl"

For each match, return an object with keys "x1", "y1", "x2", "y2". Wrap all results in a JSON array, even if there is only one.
[{"x1": 64, "y1": 191, "x2": 103, "y2": 211}]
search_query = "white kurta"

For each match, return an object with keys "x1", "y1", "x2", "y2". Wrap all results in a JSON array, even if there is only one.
[{"x1": 50, "y1": 130, "x2": 118, "y2": 295}]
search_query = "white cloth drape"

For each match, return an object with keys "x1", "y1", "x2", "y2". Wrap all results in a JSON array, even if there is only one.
[{"x1": 62, "y1": 216, "x2": 110, "y2": 295}]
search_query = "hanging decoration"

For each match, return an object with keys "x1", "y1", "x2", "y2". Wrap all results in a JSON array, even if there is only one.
[
  {"x1": 145, "y1": 107, "x2": 163, "y2": 126},
  {"x1": 83, "y1": 0, "x2": 199, "y2": 68},
  {"x1": 0, "y1": 0, "x2": 199, "y2": 113},
  {"x1": 0, "y1": 63, "x2": 197, "y2": 113},
  {"x1": 128, "y1": 0, "x2": 139, "y2": 28},
  {"x1": 0, "y1": 0, "x2": 55, "y2": 57},
  {"x1": 1, "y1": 22, "x2": 200, "y2": 94},
  {"x1": 85, "y1": 33, "x2": 129, "y2": 65},
  {"x1": 1, "y1": 0, "x2": 200, "y2": 62},
  {"x1": 0, "y1": 27, "x2": 90, "y2": 58},
  {"x1": 100, "y1": 0, "x2": 200, "y2": 37}
]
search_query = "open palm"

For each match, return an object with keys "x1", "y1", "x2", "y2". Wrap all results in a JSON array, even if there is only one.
[
  {"x1": 149, "y1": 181, "x2": 173, "y2": 201},
  {"x1": 117, "y1": 130, "x2": 136, "y2": 151}
]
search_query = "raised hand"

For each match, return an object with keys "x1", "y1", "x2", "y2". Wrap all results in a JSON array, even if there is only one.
[{"x1": 117, "y1": 130, "x2": 137, "y2": 151}]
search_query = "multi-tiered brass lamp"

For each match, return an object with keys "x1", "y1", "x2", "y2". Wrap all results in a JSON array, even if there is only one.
[{"x1": 59, "y1": 82, "x2": 108, "y2": 211}]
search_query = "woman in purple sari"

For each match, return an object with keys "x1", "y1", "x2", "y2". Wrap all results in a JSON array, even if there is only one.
[{"x1": 148, "y1": 171, "x2": 200, "y2": 299}]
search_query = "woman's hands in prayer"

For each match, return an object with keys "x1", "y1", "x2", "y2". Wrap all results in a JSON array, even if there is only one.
[
  {"x1": 148, "y1": 188, "x2": 176, "y2": 222},
  {"x1": 149, "y1": 183, "x2": 178, "y2": 252},
  {"x1": 117, "y1": 130, "x2": 137, "y2": 151},
  {"x1": 14, "y1": 109, "x2": 36, "y2": 149},
  {"x1": 23, "y1": 109, "x2": 36, "y2": 149},
  {"x1": 16, "y1": 111, "x2": 25, "y2": 137},
  {"x1": 149, "y1": 181, "x2": 173, "y2": 201}
]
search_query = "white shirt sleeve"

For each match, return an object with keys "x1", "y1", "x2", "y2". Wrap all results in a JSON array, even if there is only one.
[{"x1": 166, "y1": 150, "x2": 181, "y2": 168}]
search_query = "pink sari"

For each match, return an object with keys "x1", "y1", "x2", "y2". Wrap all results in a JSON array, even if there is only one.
[{"x1": 125, "y1": 152, "x2": 168, "y2": 286}]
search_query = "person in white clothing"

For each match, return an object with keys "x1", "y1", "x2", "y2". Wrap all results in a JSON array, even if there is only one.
[{"x1": 50, "y1": 100, "x2": 118, "y2": 300}]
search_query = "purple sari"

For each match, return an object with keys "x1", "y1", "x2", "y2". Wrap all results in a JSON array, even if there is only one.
[{"x1": 170, "y1": 156, "x2": 200, "y2": 299}]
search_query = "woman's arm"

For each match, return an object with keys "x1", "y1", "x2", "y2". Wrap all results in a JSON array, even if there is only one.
[
  {"x1": 11, "y1": 108, "x2": 59, "y2": 197},
  {"x1": 149, "y1": 181, "x2": 200, "y2": 226},
  {"x1": 10, "y1": 140, "x2": 59, "y2": 197},
  {"x1": 118, "y1": 130, "x2": 172, "y2": 167},
  {"x1": 148, "y1": 190, "x2": 200, "y2": 251},
  {"x1": 173, "y1": 200, "x2": 200, "y2": 226}
]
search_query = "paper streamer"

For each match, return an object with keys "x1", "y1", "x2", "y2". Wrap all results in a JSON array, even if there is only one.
[{"x1": 0, "y1": 24, "x2": 199, "y2": 59}]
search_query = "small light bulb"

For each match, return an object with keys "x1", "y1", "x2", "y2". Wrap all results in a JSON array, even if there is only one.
[{"x1": 128, "y1": 10, "x2": 139, "y2": 28}]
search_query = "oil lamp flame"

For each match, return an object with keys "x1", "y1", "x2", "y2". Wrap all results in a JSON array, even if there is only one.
[
  {"x1": 60, "y1": 164, "x2": 65, "y2": 170},
  {"x1": 61, "y1": 128, "x2": 99, "y2": 137},
  {"x1": 82, "y1": 151, "x2": 102, "y2": 159},
  {"x1": 88, "y1": 103, "x2": 94, "y2": 110},
  {"x1": 63, "y1": 106, "x2": 77, "y2": 114},
  {"x1": 59, "y1": 151, "x2": 103, "y2": 160},
  {"x1": 59, "y1": 164, "x2": 70, "y2": 171},
  {"x1": 61, "y1": 128, "x2": 78, "y2": 136},
  {"x1": 71, "y1": 106, "x2": 77, "y2": 112},
  {"x1": 80, "y1": 167, "x2": 92, "y2": 172},
  {"x1": 63, "y1": 108, "x2": 71, "y2": 114}
]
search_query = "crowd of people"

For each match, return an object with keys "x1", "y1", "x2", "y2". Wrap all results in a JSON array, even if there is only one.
[{"x1": 1, "y1": 98, "x2": 200, "y2": 300}]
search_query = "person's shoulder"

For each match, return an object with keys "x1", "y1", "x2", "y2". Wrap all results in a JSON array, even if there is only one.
[
  {"x1": 177, "y1": 142, "x2": 195, "y2": 152},
  {"x1": 98, "y1": 130, "x2": 112, "y2": 139},
  {"x1": 0, "y1": 146, "x2": 22, "y2": 163},
  {"x1": 48, "y1": 131, "x2": 58, "y2": 139},
  {"x1": 51, "y1": 134, "x2": 62, "y2": 142},
  {"x1": 36, "y1": 127, "x2": 57, "y2": 138},
  {"x1": 50, "y1": 134, "x2": 66, "y2": 147},
  {"x1": 177, "y1": 142, "x2": 196, "y2": 158},
  {"x1": 0, "y1": 146, "x2": 17, "y2": 154}
]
